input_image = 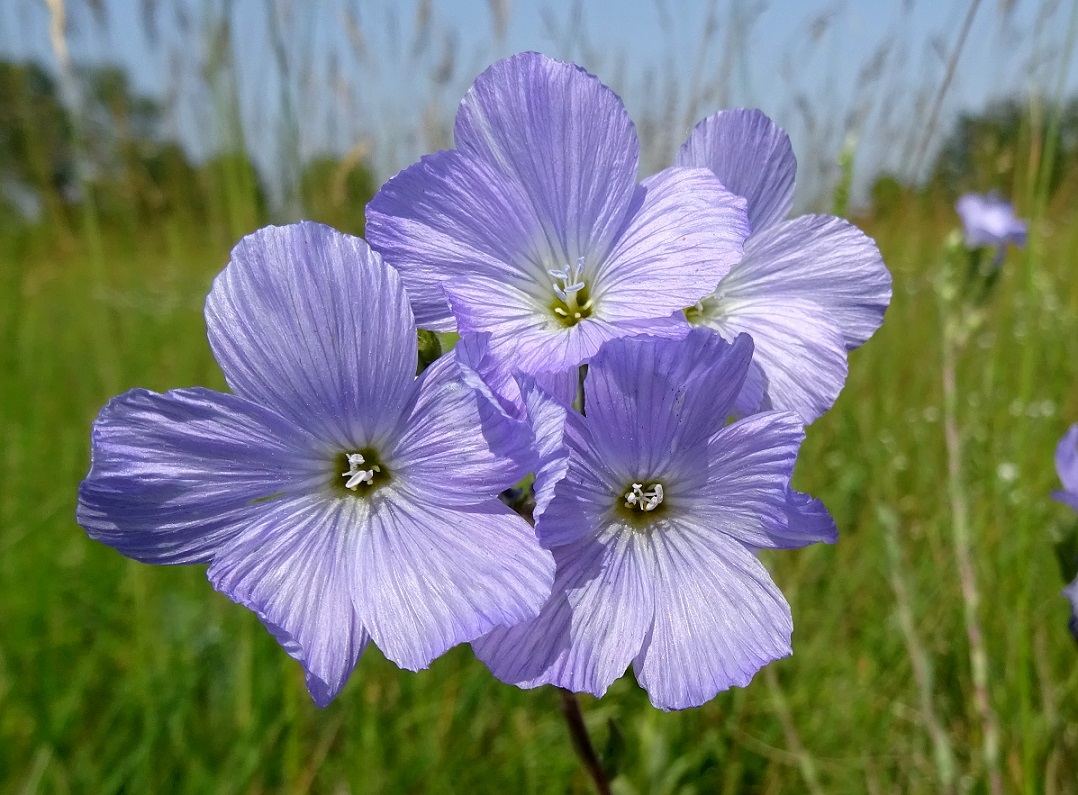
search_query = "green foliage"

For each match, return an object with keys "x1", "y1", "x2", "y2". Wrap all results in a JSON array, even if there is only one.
[
  {"x1": 0, "y1": 60, "x2": 75, "y2": 222},
  {"x1": 929, "y1": 96, "x2": 1078, "y2": 200}
]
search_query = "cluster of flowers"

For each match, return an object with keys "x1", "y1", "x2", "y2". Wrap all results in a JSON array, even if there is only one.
[{"x1": 77, "y1": 53, "x2": 891, "y2": 711}]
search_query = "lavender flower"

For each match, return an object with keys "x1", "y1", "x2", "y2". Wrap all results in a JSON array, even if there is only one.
[
  {"x1": 1053, "y1": 424, "x2": 1078, "y2": 639},
  {"x1": 955, "y1": 192, "x2": 1028, "y2": 258},
  {"x1": 76, "y1": 222, "x2": 555, "y2": 706},
  {"x1": 367, "y1": 52, "x2": 749, "y2": 375},
  {"x1": 473, "y1": 329, "x2": 836, "y2": 710},
  {"x1": 678, "y1": 109, "x2": 892, "y2": 423}
]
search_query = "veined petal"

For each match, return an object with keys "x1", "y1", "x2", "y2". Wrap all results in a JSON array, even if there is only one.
[
  {"x1": 451, "y1": 280, "x2": 642, "y2": 373},
  {"x1": 77, "y1": 387, "x2": 321, "y2": 565},
  {"x1": 207, "y1": 495, "x2": 370, "y2": 707},
  {"x1": 516, "y1": 374, "x2": 574, "y2": 523},
  {"x1": 473, "y1": 529, "x2": 654, "y2": 697},
  {"x1": 366, "y1": 150, "x2": 552, "y2": 330},
  {"x1": 391, "y1": 352, "x2": 531, "y2": 505},
  {"x1": 582, "y1": 330, "x2": 753, "y2": 478},
  {"x1": 454, "y1": 332, "x2": 527, "y2": 420},
  {"x1": 634, "y1": 529, "x2": 792, "y2": 710},
  {"x1": 733, "y1": 359, "x2": 770, "y2": 417},
  {"x1": 454, "y1": 52, "x2": 640, "y2": 267},
  {"x1": 356, "y1": 498, "x2": 555, "y2": 671},
  {"x1": 781, "y1": 489, "x2": 839, "y2": 547},
  {"x1": 677, "y1": 411, "x2": 823, "y2": 550},
  {"x1": 454, "y1": 332, "x2": 579, "y2": 416},
  {"x1": 701, "y1": 296, "x2": 850, "y2": 423},
  {"x1": 727, "y1": 214, "x2": 891, "y2": 350},
  {"x1": 444, "y1": 274, "x2": 552, "y2": 348},
  {"x1": 205, "y1": 222, "x2": 417, "y2": 445},
  {"x1": 593, "y1": 167, "x2": 749, "y2": 321},
  {"x1": 536, "y1": 418, "x2": 621, "y2": 549},
  {"x1": 676, "y1": 108, "x2": 796, "y2": 234}
]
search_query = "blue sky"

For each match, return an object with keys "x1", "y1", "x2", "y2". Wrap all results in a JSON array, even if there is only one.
[{"x1": 2, "y1": 0, "x2": 1077, "y2": 206}]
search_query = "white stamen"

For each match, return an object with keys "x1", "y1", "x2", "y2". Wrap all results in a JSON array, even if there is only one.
[
  {"x1": 548, "y1": 255, "x2": 587, "y2": 304},
  {"x1": 342, "y1": 452, "x2": 378, "y2": 490},
  {"x1": 624, "y1": 482, "x2": 664, "y2": 511}
]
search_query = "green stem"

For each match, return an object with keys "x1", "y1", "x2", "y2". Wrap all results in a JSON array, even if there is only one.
[{"x1": 939, "y1": 309, "x2": 1003, "y2": 795}]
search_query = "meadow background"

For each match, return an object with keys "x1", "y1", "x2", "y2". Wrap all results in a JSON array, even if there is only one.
[{"x1": 3, "y1": 0, "x2": 1078, "y2": 792}]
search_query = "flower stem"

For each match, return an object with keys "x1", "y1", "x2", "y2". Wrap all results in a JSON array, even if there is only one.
[
  {"x1": 557, "y1": 689, "x2": 612, "y2": 795},
  {"x1": 939, "y1": 314, "x2": 1003, "y2": 795}
]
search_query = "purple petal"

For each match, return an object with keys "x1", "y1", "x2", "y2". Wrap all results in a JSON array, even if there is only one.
[
  {"x1": 1054, "y1": 424, "x2": 1078, "y2": 498},
  {"x1": 473, "y1": 529, "x2": 654, "y2": 697},
  {"x1": 781, "y1": 489, "x2": 839, "y2": 547},
  {"x1": 76, "y1": 387, "x2": 321, "y2": 565},
  {"x1": 536, "y1": 417, "x2": 621, "y2": 549},
  {"x1": 367, "y1": 150, "x2": 549, "y2": 331},
  {"x1": 448, "y1": 285, "x2": 638, "y2": 373},
  {"x1": 207, "y1": 495, "x2": 370, "y2": 707},
  {"x1": 733, "y1": 360, "x2": 770, "y2": 417},
  {"x1": 677, "y1": 109, "x2": 796, "y2": 234},
  {"x1": 592, "y1": 167, "x2": 749, "y2": 322},
  {"x1": 516, "y1": 374, "x2": 575, "y2": 523},
  {"x1": 390, "y1": 352, "x2": 531, "y2": 506},
  {"x1": 453, "y1": 332, "x2": 528, "y2": 420},
  {"x1": 955, "y1": 193, "x2": 1028, "y2": 249},
  {"x1": 532, "y1": 368, "x2": 579, "y2": 411},
  {"x1": 356, "y1": 498, "x2": 555, "y2": 671},
  {"x1": 633, "y1": 530, "x2": 792, "y2": 710},
  {"x1": 205, "y1": 222, "x2": 417, "y2": 445},
  {"x1": 1064, "y1": 576, "x2": 1078, "y2": 642},
  {"x1": 677, "y1": 411, "x2": 831, "y2": 549},
  {"x1": 730, "y1": 214, "x2": 891, "y2": 350},
  {"x1": 454, "y1": 52, "x2": 640, "y2": 267},
  {"x1": 701, "y1": 296, "x2": 850, "y2": 423},
  {"x1": 583, "y1": 330, "x2": 755, "y2": 477},
  {"x1": 451, "y1": 336, "x2": 577, "y2": 516}
]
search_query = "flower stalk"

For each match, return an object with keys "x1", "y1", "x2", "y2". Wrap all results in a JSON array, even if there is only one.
[
  {"x1": 936, "y1": 250, "x2": 1003, "y2": 795},
  {"x1": 557, "y1": 690, "x2": 612, "y2": 795}
]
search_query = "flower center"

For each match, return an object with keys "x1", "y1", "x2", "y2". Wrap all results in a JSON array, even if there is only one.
[
  {"x1": 614, "y1": 479, "x2": 669, "y2": 528},
  {"x1": 684, "y1": 295, "x2": 720, "y2": 326},
  {"x1": 333, "y1": 448, "x2": 389, "y2": 497},
  {"x1": 548, "y1": 256, "x2": 594, "y2": 327},
  {"x1": 623, "y1": 482, "x2": 664, "y2": 512}
]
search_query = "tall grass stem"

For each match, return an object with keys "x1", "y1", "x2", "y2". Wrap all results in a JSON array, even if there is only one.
[{"x1": 939, "y1": 310, "x2": 1003, "y2": 795}]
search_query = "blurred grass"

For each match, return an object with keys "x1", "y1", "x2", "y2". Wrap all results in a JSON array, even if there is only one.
[{"x1": 4, "y1": 1, "x2": 1078, "y2": 793}]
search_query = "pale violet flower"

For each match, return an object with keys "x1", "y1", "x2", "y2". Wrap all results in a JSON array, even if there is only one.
[
  {"x1": 473, "y1": 329, "x2": 836, "y2": 710},
  {"x1": 76, "y1": 222, "x2": 555, "y2": 706},
  {"x1": 367, "y1": 52, "x2": 749, "y2": 376},
  {"x1": 678, "y1": 109, "x2": 892, "y2": 423},
  {"x1": 956, "y1": 192, "x2": 1028, "y2": 257}
]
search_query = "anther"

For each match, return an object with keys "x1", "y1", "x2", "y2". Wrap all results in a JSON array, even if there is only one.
[
  {"x1": 548, "y1": 256, "x2": 587, "y2": 304},
  {"x1": 624, "y1": 482, "x2": 664, "y2": 511},
  {"x1": 343, "y1": 452, "x2": 378, "y2": 490}
]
